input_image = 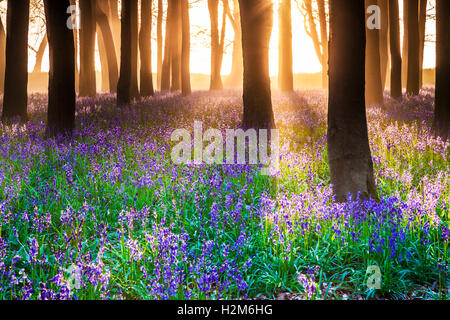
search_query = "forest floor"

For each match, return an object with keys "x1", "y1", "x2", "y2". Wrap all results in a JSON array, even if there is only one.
[{"x1": 0, "y1": 88, "x2": 448, "y2": 300}]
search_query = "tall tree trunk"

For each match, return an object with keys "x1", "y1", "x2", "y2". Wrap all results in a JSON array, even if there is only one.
[
  {"x1": 434, "y1": 0, "x2": 450, "y2": 139},
  {"x1": 44, "y1": 0, "x2": 76, "y2": 136},
  {"x1": 379, "y1": 0, "x2": 389, "y2": 90},
  {"x1": 278, "y1": 0, "x2": 293, "y2": 92},
  {"x1": 161, "y1": 0, "x2": 172, "y2": 91},
  {"x1": 108, "y1": 0, "x2": 121, "y2": 62},
  {"x1": 117, "y1": 0, "x2": 132, "y2": 105},
  {"x1": 130, "y1": 0, "x2": 140, "y2": 98},
  {"x1": 0, "y1": 16, "x2": 6, "y2": 94},
  {"x1": 140, "y1": 0, "x2": 155, "y2": 96},
  {"x1": 318, "y1": 0, "x2": 328, "y2": 89},
  {"x1": 418, "y1": 0, "x2": 427, "y2": 88},
  {"x1": 208, "y1": 0, "x2": 223, "y2": 90},
  {"x1": 96, "y1": 0, "x2": 119, "y2": 93},
  {"x1": 406, "y1": 0, "x2": 420, "y2": 95},
  {"x1": 171, "y1": 0, "x2": 181, "y2": 92},
  {"x1": 33, "y1": 33, "x2": 47, "y2": 73},
  {"x1": 224, "y1": 0, "x2": 242, "y2": 87},
  {"x1": 69, "y1": 0, "x2": 79, "y2": 93},
  {"x1": 239, "y1": 0, "x2": 275, "y2": 129},
  {"x1": 402, "y1": 0, "x2": 408, "y2": 88},
  {"x1": 304, "y1": 0, "x2": 325, "y2": 88},
  {"x1": 389, "y1": 0, "x2": 402, "y2": 99},
  {"x1": 98, "y1": 30, "x2": 109, "y2": 92},
  {"x1": 157, "y1": 0, "x2": 163, "y2": 89},
  {"x1": 79, "y1": 0, "x2": 96, "y2": 97},
  {"x1": 181, "y1": 0, "x2": 191, "y2": 95},
  {"x1": 2, "y1": 0, "x2": 29, "y2": 122},
  {"x1": 327, "y1": 0, "x2": 379, "y2": 202},
  {"x1": 365, "y1": 0, "x2": 383, "y2": 105}
]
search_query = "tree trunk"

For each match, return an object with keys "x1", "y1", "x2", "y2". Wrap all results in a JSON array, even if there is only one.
[
  {"x1": 365, "y1": 0, "x2": 383, "y2": 105},
  {"x1": 117, "y1": 0, "x2": 132, "y2": 105},
  {"x1": 43, "y1": 0, "x2": 76, "y2": 136},
  {"x1": 130, "y1": 0, "x2": 140, "y2": 98},
  {"x1": 327, "y1": 0, "x2": 379, "y2": 203},
  {"x1": 69, "y1": 0, "x2": 79, "y2": 93},
  {"x1": 98, "y1": 30, "x2": 109, "y2": 92},
  {"x1": 406, "y1": 0, "x2": 420, "y2": 95},
  {"x1": 239, "y1": 0, "x2": 275, "y2": 129},
  {"x1": 418, "y1": 0, "x2": 427, "y2": 88},
  {"x1": 304, "y1": 0, "x2": 325, "y2": 88},
  {"x1": 157, "y1": 0, "x2": 163, "y2": 90},
  {"x1": 318, "y1": 0, "x2": 328, "y2": 89},
  {"x1": 79, "y1": 0, "x2": 96, "y2": 97},
  {"x1": 389, "y1": 0, "x2": 402, "y2": 99},
  {"x1": 379, "y1": 0, "x2": 389, "y2": 90},
  {"x1": 0, "y1": 16, "x2": 6, "y2": 94},
  {"x1": 434, "y1": 0, "x2": 450, "y2": 139},
  {"x1": 2, "y1": 0, "x2": 29, "y2": 122},
  {"x1": 278, "y1": 0, "x2": 293, "y2": 92},
  {"x1": 181, "y1": 0, "x2": 191, "y2": 95},
  {"x1": 170, "y1": 0, "x2": 181, "y2": 92},
  {"x1": 161, "y1": 0, "x2": 172, "y2": 91},
  {"x1": 33, "y1": 33, "x2": 47, "y2": 73},
  {"x1": 108, "y1": 0, "x2": 121, "y2": 62},
  {"x1": 402, "y1": 0, "x2": 408, "y2": 88},
  {"x1": 140, "y1": 0, "x2": 155, "y2": 97},
  {"x1": 224, "y1": 0, "x2": 242, "y2": 87},
  {"x1": 208, "y1": 0, "x2": 223, "y2": 90},
  {"x1": 96, "y1": 0, "x2": 119, "y2": 93}
]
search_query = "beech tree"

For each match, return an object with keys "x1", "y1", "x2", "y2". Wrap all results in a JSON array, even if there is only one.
[
  {"x1": 157, "y1": 0, "x2": 163, "y2": 89},
  {"x1": 239, "y1": 0, "x2": 275, "y2": 129},
  {"x1": 2, "y1": 0, "x2": 30, "y2": 122},
  {"x1": 208, "y1": 0, "x2": 225, "y2": 90},
  {"x1": 389, "y1": 0, "x2": 402, "y2": 99},
  {"x1": 130, "y1": 0, "x2": 139, "y2": 98},
  {"x1": 32, "y1": 33, "x2": 47, "y2": 73},
  {"x1": 278, "y1": 0, "x2": 294, "y2": 92},
  {"x1": 379, "y1": 0, "x2": 389, "y2": 90},
  {"x1": 43, "y1": 0, "x2": 76, "y2": 136},
  {"x1": 224, "y1": 0, "x2": 242, "y2": 87},
  {"x1": 181, "y1": 0, "x2": 192, "y2": 95},
  {"x1": 327, "y1": 0, "x2": 379, "y2": 202},
  {"x1": 406, "y1": 0, "x2": 420, "y2": 95},
  {"x1": 79, "y1": 0, "x2": 96, "y2": 97},
  {"x1": 0, "y1": 14, "x2": 5, "y2": 94},
  {"x1": 139, "y1": 0, "x2": 155, "y2": 97},
  {"x1": 117, "y1": 0, "x2": 132, "y2": 105}
]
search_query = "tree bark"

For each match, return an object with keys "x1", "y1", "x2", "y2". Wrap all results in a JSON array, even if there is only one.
[
  {"x1": 130, "y1": 0, "x2": 140, "y2": 98},
  {"x1": 33, "y1": 33, "x2": 47, "y2": 73},
  {"x1": 327, "y1": 0, "x2": 379, "y2": 203},
  {"x1": 2, "y1": 0, "x2": 29, "y2": 122},
  {"x1": 79, "y1": 0, "x2": 96, "y2": 97},
  {"x1": 157, "y1": 0, "x2": 163, "y2": 90},
  {"x1": 434, "y1": 0, "x2": 450, "y2": 139},
  {"x1": 170, "y1": 0, "x2": 181, "y2": 92},
  {"x1": 224, "y1": 0, "x2": 242, "y2": 87},
  {"x1": 117, "y1": 0, "x2": 132, "y2": 105},
  {"x1": 98, "y1": 29, "x2": 109, "y2": 92},
  {"x1": 278, "y1": 0, "x2": 293, "y2": 92},
  {"x1": 208, "y1": 0, "x2": 223, "y2": 90},
  {"x1": 0, "y1": 16, "x2": 6, "y2": 94},
  {"x1": 402, "y1": 0, "x2": 408, "y2": 88},
  {"x1": 108, "y1": 0, "x2": 121, "y2": 62},
  {"x1": 379, "y1": 0, "x2": 389, "y2": 90},
  {"x1": 318, "y1": 0, "x2": 328, "y2": 89},
  {"x1": 389, "y1": 0, "x2": 402, "y2": 99},
  {"x1": 239, "y1": 0, "x2": 275, "y2": 129},
  {"x1": 365, "y1": 0, "x2": 383, "y2": 105},
  {"x1": 69, "y1": 0, "x2": 79, "y2": 93},
  {"x1": 418, "y1": 0, "x2": 427, "y2": 88},
  {"x1": 96, "y1": 0, "x2": 119, "y2": 93},
  {"x1": 406, "y1": 0, "x2": 420, "y2": 95},
  {"x1": 43, "y1": 0, "x2": 76, "y2": 136},
  {"x1": 161, "y1": 0, "x2": 172, "y2": 91},
  {"x1": 140, "y1": 0, "x2": 155, "y2": 97},
  {"x1": 181, "y1": 0, "x2": 191, "y2": 95}
]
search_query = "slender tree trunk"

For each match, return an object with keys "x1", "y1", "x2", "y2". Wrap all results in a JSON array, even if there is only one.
[
  {"x1": 171, "y1": 0, "x2": 181, "y2": 92},
  {"x1": 69, "y1": 0, "x2": 79, "y2": 93},
  {"x1": 43, "y1": 0, "x2": 76, "y2": 136},
  {"x1": 239, "y1": 0, "x2": 275, "y2": 129},
  {"x1": 96, "y1": 0, "x2": 119, "y2": 93},
  {"x1": 318, "y1": 0, "x2": 328, "y2": 89},
  {"x1": 0, "y1": 16, "x2": 6, "y2": 94},
  {"x1": 365, "y1": 0, "x2": 383, "y2": 105},
  {"x1": 209, "y1": 0, "x2": 223, "y2": 90},
  {"x1": 328, "y1": 0, "x2": 378, "y2": 203},
  {"x1": 161, "y1": 0, "x2": 172, "y2": 91},
  {"x1": 2, "y1": 0, "x2": 29, "y2": 122},
  {"x1": 402, "y1": 0, "x2": 408, "y2": 88},
  {"x1": 157, "y1": 0, "x2": 163, "y2": 90},
  {"x1": 98, "y1": 30, "x2": 109, "y2": 92},
  {"x1": 181, "y1": 0, "x2": 191, "y2": 95},
  {"x1": 434, "y1": 0, "x2": 450, "y2": 139},
  {"x1": 108, "y1": 0, "x2": 121, "y2": 62},
  {"x1": 117, "y1": 0, "x2": 131, "y2": 105},
  {"x1": 379, "y1": 0, "x2": 389, "y2": 90},
  {"x1": 224, "y1": 0, "x2": 242, "y2": 88},
  {"x1": 389, "y1": 0, "x2": 402, "y2": 99},
  {"x1": 278, "y1": 0, "x2": 293, "y2": 92},
  {"x1": 130, "y1": 0, "x2": 140, "y2": 98},
  {"x1": 406, "y1": 0, "x2": 420, "y2": 95},
  {"x1": 79, "y1": 0, "x2": 96, "y2": 97},
  {"x1": 304, "y1": 0, "x2": 324, "y2": 87},
  {"x1": 140, "y1": 0, "x2": 154, "y2": 97},
  {"x1": 33, "y1": 33, "x2": 47, "y2": 73},
  {"x1": 418, "y1": 0, "x2": 427, "y2": 88}
]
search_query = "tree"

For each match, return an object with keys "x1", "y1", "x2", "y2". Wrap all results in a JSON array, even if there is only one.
[
  {"x1": 129, "y1": 0, "x2": 139, "y2": 98},
  {"x1": 406, "y1": 0, "x2": 420, "y2": 95},
  {"x1": 43, "y1": 0, "x2": 76, "y2": 136},
  {"x1": 389, "y1": 0, "x2": 402, "y2": 99},
  {"x1": 418, "y1": 0, "x2": 427, "y2": 88},
  {"x1": 0, "y1": 14, "x2": 5, "y2": 93},
  {"x1": 208, "y1": 0, "x2": 225, "y2": 90},
  {"x1": 224, "y1": 0, "x2": 243, "y2": 87},
  {"x1": 139, "y1": 0, "x2": 155, "y2": 97},
  {"x1": 379, "y1": 0, "x2": 389, "y2": 90},
  {"x1": 79, "y1": 0, "x2": 96, "y2": 97},
  {"x1": 181, "y1": 0, "x2": 192, "y2": 95},
  {"x1": 327, "y1": 0, "x2": 378, "y2": 202},
  {"x1": 365, "y1": 0, "x2": 383, "y2": 106},
  {"x1": 161, "y1": 0, "x2": 172, "y2": 91},
  {"x1": 108, "y1": 0, "x2": 121, "y2": 61},
  {"x1": 170, "y1": 0, "x2": 181, "y2": 92},
  {"x1": 434, "y1": 0, "x2": 450, "y2": 139},
  {"x1": 96, "y1": 0, "x2": 119, "y2": 93},
  {"x1": 278, "y1": 0, "x2": 294, "y2": 92},
  {"x1": 2, "y1": 0, "x2": 30, "y2": 122},
  {"x1": 157, "y1": 0, "x2": 163, "y2": 89},
  {"x1": 317, "y1": 0, "x2": 328, "y2": 88},
  {"x1": 32, "y1": 32, "x2": 47, "y2": 73},
  {"x1": 117, "y1": 0, "x2": 132, "y2": 105},
  {"x1": 239, "y1": 0, "x2": 275, "y2": 129},
  {"x1": 402, "y1": 0, "x2": 408, "y2": 88}
]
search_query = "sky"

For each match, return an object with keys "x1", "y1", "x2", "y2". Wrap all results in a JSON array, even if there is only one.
[{"x1": 0, "y1": 0, "x2": 438, "y2": 76}]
